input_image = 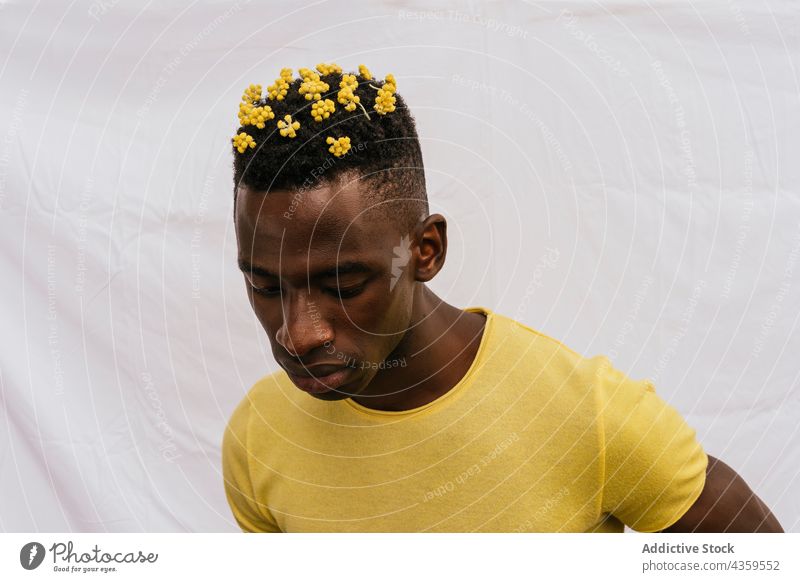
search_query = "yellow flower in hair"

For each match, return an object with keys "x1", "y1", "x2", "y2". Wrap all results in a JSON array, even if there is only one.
[
  {"x1": 326, "y1": 136, "x2": 351, "y2": 158},
  {"x1": 337, "y1": 73, "x2": 371, "y2": 119},
  {"x1": 267, "y1": 69, "x2": 292, "y2": 101},
  {"x1": 358, "y1": 64, "x2": 372, "y2": 80},
  {"x1": 278, "y1": 114, "x2": 300, "y2": 138},
  {"x1": 238, "y1": 101, "x2": 275, "y2": 128},
  {"x1": 242, "y1": 83, "x2": 262, "y2": 104},
  {"x1": 337, "y1": 74, "x2": 360, "y2": 111},
  {"x1": 298, "y1": 67, "x2": 315, "y2": 79},
  {"x1": 311, "y1": 98, "x2": 335, "y2": 122},
  {"x1": 338, "y1": 89, "x2": 357, "y2": 111},
  {"x1": 373, "y1": 73, "x2": 397, "y2": 115},
  {"x1": 374, "y1": 88, "x2": 396, "y2": 115},
  {"x1": 248, "y1": 105, "x2": 275, "y2": 129},
  {"x1": 316, "y1": 62, "x2": 342, "y2": 76},
  {"x1": 341, "y1": 74, "x2": 357, "y2": 91},
  {"x1": 232, "y1": 132, "x2": 256, "y2": 153},
  {"x1": 299, "y1": 71, "x2": 329, "y2": 101},
  {"x1": 238, "y1": 102, "x2": 254, "y2": 125}
]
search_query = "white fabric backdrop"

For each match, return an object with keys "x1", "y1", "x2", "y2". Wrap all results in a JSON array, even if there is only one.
[{"x1": 1, "y1": 0, "x2": 798, "y2": 532}]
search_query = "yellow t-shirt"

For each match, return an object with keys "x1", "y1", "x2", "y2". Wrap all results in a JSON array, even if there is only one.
[{"x1": 222, "y1": 306, "x2": 707, "y2": 532}]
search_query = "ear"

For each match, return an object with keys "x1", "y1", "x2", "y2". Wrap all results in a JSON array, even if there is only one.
[{"x1": 413, "y1": 213, "x2": 447, "y2": 282}]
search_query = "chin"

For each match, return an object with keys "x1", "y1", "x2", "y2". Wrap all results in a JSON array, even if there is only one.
[
  {"x1": 308, "y1": 390, "x2": 354, "y2": 402},
  {"x1": 307, "y1": 372, "x2": 370, "y2": 401}
]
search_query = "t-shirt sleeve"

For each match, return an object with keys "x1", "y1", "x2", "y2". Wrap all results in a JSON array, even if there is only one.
[
  {"x1": 595, "y1": 356, "x2": 708, "y2": 532},
  {"x1": 222, "y1": 395, "x2": 282, "y2": 533}
]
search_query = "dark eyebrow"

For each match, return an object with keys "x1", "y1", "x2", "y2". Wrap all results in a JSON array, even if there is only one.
[
  {"x1": 238, "y1": 259, "x2": 373, "y2": 279},
  {"x1": 238, "y1": 259, "x2": 275, "y2": 278}
]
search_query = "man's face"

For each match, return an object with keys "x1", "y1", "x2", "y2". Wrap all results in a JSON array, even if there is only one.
[{"x1": 235, "y1": 175, "x2": 417, "y2": 400}]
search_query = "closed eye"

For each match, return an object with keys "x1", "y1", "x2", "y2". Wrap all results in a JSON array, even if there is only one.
[
  {"x1": 325, "y1": 285, "x2": 365, "y2": 299},
  {"x1": 250, "y1": 284, "x2": 365, "y2": 299},
  {"x1": 251, "y1": 285, "x2": 281, "y2": 297},
  {"x1": 243, "y1": 271, "x2": 281, "y2": 297}
]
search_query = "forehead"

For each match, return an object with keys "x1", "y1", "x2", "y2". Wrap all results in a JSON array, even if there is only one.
[{"x1": 235, "y1": 177, "x2": 397, "y2": 270}]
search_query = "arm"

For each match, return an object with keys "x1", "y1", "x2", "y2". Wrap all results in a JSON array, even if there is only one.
[
  {"x1": 660, "y1": 455, "x2": 783, "y2": 533},
  {"x1": 593, "y1": 356, "x2": 783, "y2": 533}
]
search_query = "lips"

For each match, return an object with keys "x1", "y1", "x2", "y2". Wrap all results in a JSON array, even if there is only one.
[{"x1": 282, "y1": 363, "x2": 353, "y2": 394}]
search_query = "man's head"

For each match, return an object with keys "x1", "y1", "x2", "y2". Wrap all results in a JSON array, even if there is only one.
[
  {"x1": 233, "y1": 66, "x2": 446, "y2": 400},
  {"x1": 232, "y1": 68, "x2": 427, "y2": 234}
]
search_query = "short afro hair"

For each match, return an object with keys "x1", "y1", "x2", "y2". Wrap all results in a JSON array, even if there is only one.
[{"x1": 232, "y1": 69, "x2": 428, "y2": 234}]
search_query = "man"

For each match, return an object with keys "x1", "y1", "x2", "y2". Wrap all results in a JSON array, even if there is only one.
[{"x1": 222, "y1": 64, "x2": 783, "y2": 533}]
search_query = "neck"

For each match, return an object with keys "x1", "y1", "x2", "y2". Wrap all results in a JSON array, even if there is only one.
[{"x1": 349, "y1": 285, "x2": 486, "y2": 412}]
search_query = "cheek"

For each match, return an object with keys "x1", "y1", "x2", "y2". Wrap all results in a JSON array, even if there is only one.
[
  {"x1": 247, "y1": 293, "x2": 278, "y2": 335},
  {"x1": 348, "y1": 278, "x2": 413, "y2": 339}
]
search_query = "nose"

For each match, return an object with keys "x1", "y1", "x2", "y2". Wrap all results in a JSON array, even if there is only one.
[{"x1": 275, "y1": 293, "x2": 334, "y2": 358}]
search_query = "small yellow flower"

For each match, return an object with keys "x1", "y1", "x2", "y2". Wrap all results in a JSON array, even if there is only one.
[
  {"x1": 238, "y1": 102, "x2": 254, "y2": 125},
  {"x1": 374, "y1": 88, "x2": 396, "y2": 115},
  {"x1": 250, "y1": 105, "x2": 276, "y2": 128},
  {"x1": 340, "y1": 74, "x2": 358, "y2": 91},
  {"x1": 267, "y1": 72, "x2": 290, "y2": 101},
  {"x1": 238, "y1": 98, "x2": 275, "y2": 127},
  {"x1": 373, "y1": 73, "x2": 397, "y2": 115},
  {"x1": 326, "y1": 136, "x2": 351, "y2": 157},
  {"x1": 316, "y1": 62, "x2": 342, "y2": 76},
  {"x1": 232, "y1": 132, "x2": 256, "y2": 153},
  {"x1": 337, "y1": 74, "x2": 360, "y2": 111},
  {"x1": 277, "y1": 114, "x2": 300, "y2": 138},
  {"x1": 311, "y1": 98, "x2": 335, "y2": 122},
  {"x1": 299, "y1": 71, "x2": 329, "y2": 101},
  {"x1": 358, "y1": 64, "x2": 372, "y2": 80},
  {"x1": 242, "y1": 83, "x2": 262, "y2": 104}
]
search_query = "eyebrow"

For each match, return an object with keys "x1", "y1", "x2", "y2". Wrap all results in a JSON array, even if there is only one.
[{"x1": 237, "y1": 259, "x2": 373, "y2": 279}]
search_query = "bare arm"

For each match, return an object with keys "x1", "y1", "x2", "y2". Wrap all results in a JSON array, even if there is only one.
[{"x1": 660, "y1": 455, "x2": 783, "y2": 533}]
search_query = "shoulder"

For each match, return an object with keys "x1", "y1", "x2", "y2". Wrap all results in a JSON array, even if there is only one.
[
  {"x1": 221, "y1": 372, "x2": 288, "y2": 533},
  {"x1": 495, "y1": 311, "x2": 611, "y2": 388},
  {"x1": 221, "y1": 370, "x2": 291, "y2": 495},
  {"x1": 494, "y1": 311, "x2": 680, "y2": 424},
  {"x1": 488, "y1": 312, "x2": 620, "y2": 421},
  {"x1": 493, "y1": 311, "x2": 590, "y2": 365}
]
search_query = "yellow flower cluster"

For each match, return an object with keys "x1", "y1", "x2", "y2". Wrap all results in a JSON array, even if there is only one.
[
  {"x1": 311, "y1": 98, "x2": 335, "y2": 122},
  {"x1": 232, "y1": 64, "x2": 399, "y2": 155},
  {"x1": 237, "y1": 83, "x2": 276, "y2": 129},
  {"x1": 232, "y1": 132, "x2": 256, "y2": 153},
  {"x1": 242, "y1": 83, "x2": 262, "y2": 103},
  {"x1": 237, "y1": 103, "x2": 251, "y2": 126},
  {"x1": 277, "y1": 114, "x2": 300, "y2": 138},
  {"x1": 239, "y1": 104, "x2": 275, "y2": 128},
  {"x1": 374, "y1": 73, "x2": 396, "y2": 115},
  {"x1": 337, "y1": 74, "x2": 361, "y2": 112},
  {"x1": 298, "y1": 69, "x2": 329, "y2": 101},
  {"x1": 267, "y1": 68, "x2": 292, "y2": 101},
  {"x1": 316, "y1": 62, "x2": 342, "y2": 76},
  {"x1": 326, "y1": 136, "x2": 351, "y2": 157}
]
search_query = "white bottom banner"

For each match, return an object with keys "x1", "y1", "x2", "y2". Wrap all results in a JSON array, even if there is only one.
[{"x1": 1, "y1": 533, "x2": 797, "y2": 581}]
